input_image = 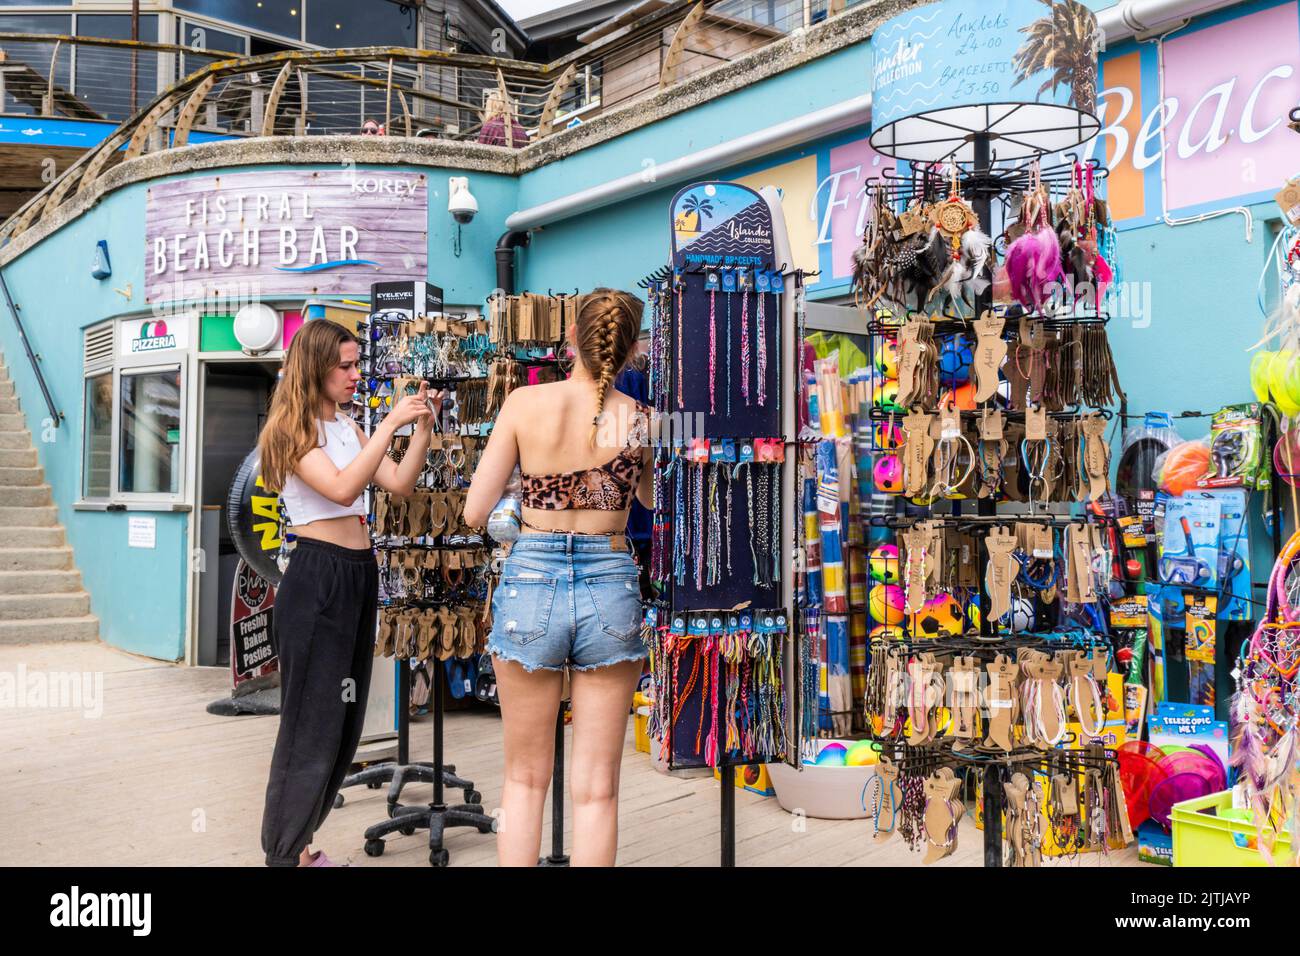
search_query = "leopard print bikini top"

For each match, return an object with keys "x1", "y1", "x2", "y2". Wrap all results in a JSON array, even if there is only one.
[{"x1": 520, "y1": 403, "x2": 650, "y2": 511}]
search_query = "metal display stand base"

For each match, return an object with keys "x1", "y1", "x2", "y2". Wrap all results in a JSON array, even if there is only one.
[{"x1": 353, "y1": 660, "x2": 495, "y2": 865}]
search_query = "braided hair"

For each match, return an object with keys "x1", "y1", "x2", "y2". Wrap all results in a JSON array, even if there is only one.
[{"x1": 575, "y1": 288, "x2": 642, "y2": 447}]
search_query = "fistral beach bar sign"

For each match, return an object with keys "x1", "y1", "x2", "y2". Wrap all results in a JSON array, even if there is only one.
[{"x1": 145, "y1": 168, "x2": 428, "y2": 302}]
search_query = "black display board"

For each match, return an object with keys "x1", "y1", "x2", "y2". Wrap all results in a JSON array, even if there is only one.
[{"x1": 666, "y1": 181, "x2": 783, "y2": 614}]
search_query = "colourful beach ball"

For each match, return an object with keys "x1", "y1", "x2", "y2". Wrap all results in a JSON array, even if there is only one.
[
  {"x1": 869, "y1": 584, "x2": 905, "y2": 626},
  {"x1": 939, "y1": 335, "x2": 973, "y2": 386},
  {"x1": 873, "y1": 455, "x2": 903, "y2": 494},
  {"x1": 913, "y1": 592, "x2": 964, "y2": 638},
  {"x1": 846, "y1": 740, "x2": 880, "y2": 766},
  {"x1": 868, "y1": 543, "x2": 900, "y2": 584},
  {"x1": 873, "y1": 379, "x2": 903, "y2": 413},
  {"x1": 875, "y1": 422, "x2": 903, "y2": 450},
  {"x1": 869, "y1": 625, "x2": 905, "y2": 641},
  {"x1": 875, "y1": 339, "x2": 899, "y2": 378},
  {"x1": 939, "y1": 382, "x2": 978, "y2": 411},
  {"x1": 815, "y1": 743, "x2": 848, "y2": 766}
]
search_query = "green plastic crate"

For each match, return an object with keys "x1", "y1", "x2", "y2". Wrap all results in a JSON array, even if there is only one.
[{"x1": 1172, "y1": 790, "x2": 1294, "y2": 867}]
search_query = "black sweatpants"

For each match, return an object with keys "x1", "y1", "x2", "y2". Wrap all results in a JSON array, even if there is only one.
[{"x1": 261, "y1": 537, "x2": 379, "y2": 866}]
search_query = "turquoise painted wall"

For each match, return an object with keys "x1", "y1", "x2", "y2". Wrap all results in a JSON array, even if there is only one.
[
  {"x1": 0, "y1": 162, "x2": 516, "y2": 660},
  {"x1": 0, "y1": 187, "x2": 188, "y2": 659}
]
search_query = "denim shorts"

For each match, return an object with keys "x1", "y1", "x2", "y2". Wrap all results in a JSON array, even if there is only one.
[{"x1": 486, "y1": 533, "x2": 647, "y2": 673}]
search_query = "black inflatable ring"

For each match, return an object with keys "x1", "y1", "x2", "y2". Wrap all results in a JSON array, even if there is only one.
[{"x1": 226, "y1": 448, "x2": 284, "y2": 585}]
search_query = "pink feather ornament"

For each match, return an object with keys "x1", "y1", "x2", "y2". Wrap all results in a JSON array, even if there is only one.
[{"x1": 1004, "y1": 226, "x2": 1063, "y2": 311}]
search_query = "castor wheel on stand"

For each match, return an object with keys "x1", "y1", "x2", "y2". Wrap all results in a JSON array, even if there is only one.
[
  {"x1": 334, "y1": 794, "x2": 344, "y2": 809},
  {"x1": 399, "y1": 823, "x2": 417, "y2": 836},
  {"x1": 464, "y1": 789, "x2": 482, "y2": 804},
  {"x1": 429, "y1": 848, "x2": 450, "y2": 867},
  {"x1": 364, "y1": 838, "x2": 385, "y2": 857}
]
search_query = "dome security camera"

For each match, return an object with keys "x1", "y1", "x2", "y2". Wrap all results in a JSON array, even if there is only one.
[{"x1": 449, "y1": 176, "x2": 478, "y2": 224}]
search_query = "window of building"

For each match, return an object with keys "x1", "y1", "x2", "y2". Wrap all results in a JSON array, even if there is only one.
[
  {"x1": 306, "y1": 0, "x2": 417, "y2": 48},
  {"x1": 0, "y1": 14, "x2": 72, "y2": 116},
  {"x1": 178, "y1": 18, "x2": 246, "y2": 55},
  {"x1": 81, "y1": 322, "x2": 114, "y2": 501},
  {"x1": 82, "y1": 374, "x2": 113, "y2": 499},
  {"x1": 118, "y1": 367, "x2": 183, "y2": 497},
  {"x1": 174, "y1": 0, "x2": 303, "y2": 43},
  {"x1": 73, "y1": 14, "x2": 159, "y2": 122}
]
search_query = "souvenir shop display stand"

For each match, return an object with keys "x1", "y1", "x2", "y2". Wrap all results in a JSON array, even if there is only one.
[
  {"x1": 641, "y1": 181, "x2": 804, "y2": 866},
  {"x1": 350, "y1": 290, "x2": 496, "y2": 866},
  {"x1": 848, "y1": 0, "x2": 1126, "y2": 866}
]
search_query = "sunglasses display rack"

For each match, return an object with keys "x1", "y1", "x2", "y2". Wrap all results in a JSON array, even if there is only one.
[
  {"x1": 346, "y1": 296, "x2": 497, "y2": 867},
  {"x1": 641, "y1": 180, "x2": 807, "y2": 866}
]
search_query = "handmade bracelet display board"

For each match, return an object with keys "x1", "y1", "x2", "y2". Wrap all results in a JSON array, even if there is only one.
[{"x1": 642, "y1": 181, "x2": 799, "y2": 772}]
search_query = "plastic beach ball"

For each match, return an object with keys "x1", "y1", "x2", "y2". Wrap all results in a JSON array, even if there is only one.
[
  {"x1": 815, "y1": 743, "x2": 848, "y2": 766},
  {"x1": 873, "y1": 379, "x2": 903, "y2": 413},
  {"x1": 873, "y1": 455, "x2": 904, "y2": 494},
  {"x1": 940, "y1": 382, "x2": 978, "y2": 411},
  {"x1": 875, "y1": 339, "x2": 899, "y2": 379},
  {"x1": 939, "y1": 335, "x2": 973, "y2": 386},
  {"x1": 874, "y1": 422, "x2": 903, "y2": 450},
  {"x1": 869, "y1": 625, "x2": 905, "y2": 642},
  {"x1": 868, "y1": 543, "x2": 900, "y2": 584},
  {"x1": 1006, "y1": 596, "x2": 1035, "y2": 633},
  {"x1": 1268, "y1": 351, "x2": 1300, "y2": 416},
  {"x1": 845, "y1": 740, "x2": 880, "y2": 766},
  {"x1": 1250, "y1": 351, "x2": 1274, "y2": 405},
  {"x1": 869, "y1": 584, "x2": 905, "y2": 626},
  {"x1": 1158, "y1": 441, "x2": 1211, "y2": 497},
  {"x1": 913, "y1": 592, "x2": 964, "y2": 637}
]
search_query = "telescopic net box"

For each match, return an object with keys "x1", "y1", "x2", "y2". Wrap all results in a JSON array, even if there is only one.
[{"x1": 371, "y1": 280, "x2": 444, "y2": 320}]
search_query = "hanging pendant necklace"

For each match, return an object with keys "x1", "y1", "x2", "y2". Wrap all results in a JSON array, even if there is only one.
[
  {"x1": 740, "y1": 287, "x2": 751, "y2": 405},
  {"x1": 726, "y1": 286, "x2": 733, "y2": 417},
  {"x1": 709, "y1": 288, "x2": 718, "y2": 414},
  {"x1": 757, "y1": 288, "x2": 767, "y2": 406},
  {"x1": 694, "y1": 460, "x2": 706, "y2": 590},
  {"x1": 707, "y1": 463, "x2": 722, "y2": 586},
  {"x1": 676, "y1": 284, "x2": 685, "y2": 410}
]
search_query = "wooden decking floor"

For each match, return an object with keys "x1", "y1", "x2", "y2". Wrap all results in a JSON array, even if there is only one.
[{"x1": 0, "y1": 641, "x2": 1141, "y2": 867}]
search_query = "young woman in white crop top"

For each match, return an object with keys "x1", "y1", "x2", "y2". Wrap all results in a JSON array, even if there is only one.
[{"x1": 254, "y1": 318, "x2": 434, "y2": 867}]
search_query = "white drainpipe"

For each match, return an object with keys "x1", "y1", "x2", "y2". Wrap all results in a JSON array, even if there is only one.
[
  {"x1": 1097, "y1": 0, "x2": 1247, "y2": 40},
  {"x1": 506, "y1": 0, "x2": 1251, "y2": 232}
]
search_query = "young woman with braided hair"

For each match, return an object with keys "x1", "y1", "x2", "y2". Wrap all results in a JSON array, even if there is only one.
[{"x1": 465, "y1": 288, "x2": 652, "y2": 866}]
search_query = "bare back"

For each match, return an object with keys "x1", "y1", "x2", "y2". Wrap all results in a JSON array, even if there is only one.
[{"x1": 508, "y1": 379, "x2": 650, "y2": 534}]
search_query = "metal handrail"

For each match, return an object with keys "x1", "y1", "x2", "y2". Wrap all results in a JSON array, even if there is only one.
[
  {"x1": 0, "y1": 0, "x2": 826, "y2": 244},
  {"x1": 0, "y1": 265, "x2": 60, "y2": 428}
]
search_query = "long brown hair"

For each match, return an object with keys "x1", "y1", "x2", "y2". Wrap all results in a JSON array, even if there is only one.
[
  {"x1": 258, "y1": 319, "x2": 358, "y2": 492},
  {"x1": 574, "y1": 288, "x2": 642, "y2": 445}
]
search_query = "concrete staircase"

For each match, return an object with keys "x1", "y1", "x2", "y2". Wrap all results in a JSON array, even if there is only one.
[{"x1": 0, "y1": 354, "x2": 100, "y2": 644}]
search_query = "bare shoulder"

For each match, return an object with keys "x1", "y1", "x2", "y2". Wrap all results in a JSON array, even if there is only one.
[{"x1": 502, "y1": 382, "x2": 562, "y2": 417}]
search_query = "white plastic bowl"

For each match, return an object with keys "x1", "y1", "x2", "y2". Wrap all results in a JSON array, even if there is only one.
[{"x1": 768, "y1": 739, "x2": 880, "y2": 820}]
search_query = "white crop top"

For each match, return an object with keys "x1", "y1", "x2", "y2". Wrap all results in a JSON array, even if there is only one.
[{"x1": 279, "y1": 413, "x2": 367, "y2": 526}]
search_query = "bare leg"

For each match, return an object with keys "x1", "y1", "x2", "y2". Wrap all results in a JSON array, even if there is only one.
[
  {"x1": 493, "y1": 656, "x2": 564, "y2": 866},
  {"x1": 568, "y1": 659, "x2": 643, "y2": 867}
]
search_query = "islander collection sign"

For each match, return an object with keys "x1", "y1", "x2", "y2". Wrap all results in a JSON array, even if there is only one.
[{"x1": 145, "y1": 168, "x2": 428, "y2": 302}]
